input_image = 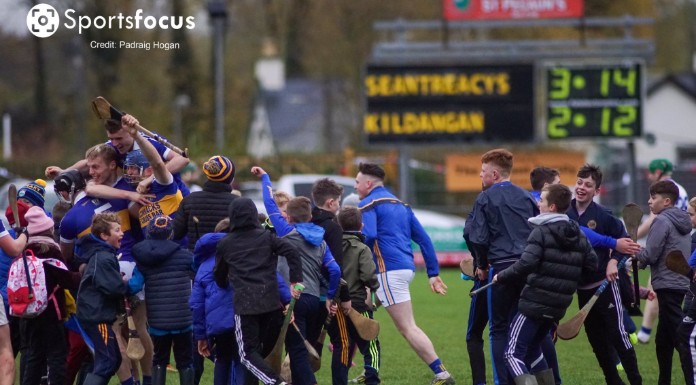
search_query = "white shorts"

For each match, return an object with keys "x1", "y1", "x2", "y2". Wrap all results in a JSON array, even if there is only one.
[
  {"x1": 119, "y1": 261, "x2": 145, "y2": 300},
  {"x1": 0, "y1": 297, "x2": 7, "y2": 326},
  {"x1": 375, "y1": 269, "x2": 415, "y2": 307}
]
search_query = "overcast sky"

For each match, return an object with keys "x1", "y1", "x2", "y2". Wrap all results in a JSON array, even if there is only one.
[{"x1": 0, "y1": 0, "x2": 31, "y2": 37}]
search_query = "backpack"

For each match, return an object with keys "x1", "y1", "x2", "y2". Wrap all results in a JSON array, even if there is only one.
[{"x1": 7, "y1": 249, "x2": 67, "y2": 318}]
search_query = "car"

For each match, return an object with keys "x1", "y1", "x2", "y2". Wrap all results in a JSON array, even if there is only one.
[{"x1": 253, "y1": 174, "x2": 469, "y2": 267}]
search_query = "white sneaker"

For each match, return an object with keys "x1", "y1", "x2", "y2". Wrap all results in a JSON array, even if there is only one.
[{"x1": 637, "y1": 330, "x2": 650, "y2": 344}]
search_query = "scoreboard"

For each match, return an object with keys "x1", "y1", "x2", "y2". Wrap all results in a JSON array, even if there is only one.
[
  {"x1": 545, "y1": 61, "x2": 643, "y2": 139},
  {"x1": 362, "y1": 60, "x2": 645, "y2": 143}
]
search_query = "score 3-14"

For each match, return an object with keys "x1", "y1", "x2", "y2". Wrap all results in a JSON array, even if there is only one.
[{"x1": 545, "y1": 62, "x2": 643, "y2": 139}]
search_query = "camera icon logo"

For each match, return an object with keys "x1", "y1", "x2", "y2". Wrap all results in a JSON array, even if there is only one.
[{"x1": 26, "y1": 4, "x2": 59, "y2": 38}]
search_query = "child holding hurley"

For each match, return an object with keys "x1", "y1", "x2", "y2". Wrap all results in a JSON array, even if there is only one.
[{"x1": 493, "y1": 184, "x2": 597, "y2": 385}]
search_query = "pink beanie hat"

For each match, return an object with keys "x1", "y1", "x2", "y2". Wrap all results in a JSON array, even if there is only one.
[{"x1": 25, "y1": 206, "x2": 54, "y2": 236}]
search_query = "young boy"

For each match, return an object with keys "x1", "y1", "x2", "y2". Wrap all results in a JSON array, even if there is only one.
[
  {"x1": 214, "y1": 197, "x2": 304, "y2": 385},
  {"x1": 633, "y1": 180, "x2": 692, "y2": 384},
  {"x1": 191, "y1": 218, "x2": 292, "y2": 385},
  {"x1": 567, "y1": 164, "x2": 642, "y2": 385},
  {"x1": 494, "y1": 184, "x2": 598, "y2": 385},
  {"x1": 130, "y1": 215, "x2": 195, "y2": 385},
  {"x1": 252, "y1": 166, "x2": 341, "y2": 385},
  {"x1": 76, "y1": 212, "x2": 131, "y2": 385},
  {"x1": 337, "y1": 206, "x2": 381, "y2": 385}
]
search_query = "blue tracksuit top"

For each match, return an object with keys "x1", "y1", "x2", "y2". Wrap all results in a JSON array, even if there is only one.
[{"x1": 358, "y1": 186, "x2": 440, "y2": 278}]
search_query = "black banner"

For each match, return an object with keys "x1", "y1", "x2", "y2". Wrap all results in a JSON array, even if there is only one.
[{"x1": 364, "y1": 64, "x2": 535, "y2": 144}]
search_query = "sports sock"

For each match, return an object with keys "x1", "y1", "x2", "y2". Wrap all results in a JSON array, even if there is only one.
[
  {"x1": 639, "y1": 326, "x2": 651, "y2": 335},
  {"x1": 428, "y1": 358, "x2": 446, "y2": 375},
  {"x1": 121, "y1": 377, "x2": 135, "y2": 385},
  {"x1": 142, "y1": 375, "x2": 152, "y2": 385}
]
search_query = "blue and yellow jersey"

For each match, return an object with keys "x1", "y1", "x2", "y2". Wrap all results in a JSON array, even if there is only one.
[
  {"x1": 138, "y1": 177, "x2": 183, "y2": 236},
  {"x1": 59, "y1": 179, "x2": 136, "y2": 262},
  {"x1": 108, "y1": 135, "x2": 190, "y2": 196}
]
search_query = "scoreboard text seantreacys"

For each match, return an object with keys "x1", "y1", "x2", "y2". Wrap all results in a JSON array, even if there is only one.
[{"x1": 364, "y1": 64, "x2": 535, "y2": 144}]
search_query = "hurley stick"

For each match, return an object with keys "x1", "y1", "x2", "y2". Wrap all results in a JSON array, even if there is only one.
[
  {"x1": 265, "y1": 283, "x2": 304, "y2": 373},
  {"x1": 460, "y1": 258, "x2": 475, "y2": 279},
  {"x1": 125, "y1": 299, "x2": 145, "y2": 360},
  {"x1": 291, "y1": 321, "x2": 322, "y2": 369},
  {"x1": 344, "y1": 308, "x2": 380, "y2": 341},
  {"x1": 8, "y1": 184, "x2": 20, "y2": 233},
  {"x1": 91, "y1": 96, "x2": 188, "y2": 157},
  {"x1": 311, "y1": 282, "x2": 346, "y2": 372},
  {"x1": 665, "y1": 250, "x2": 692, "y2": 278},
  {"x1": 192, "y1": 216, "x2": 201, "y2": 240},
  {"x1": 622, "y1": 203, "x2": 643, "y2": 315},
  {"x1": 557, "y1": 256, "x2": 629, "y2": 340},
  {"x1": 469, "y1": 281, "x2": 495, "y2": 297}
]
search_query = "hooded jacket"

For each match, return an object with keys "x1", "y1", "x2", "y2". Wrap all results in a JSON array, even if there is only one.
[
  {"x1": 76, "y1": 234, "x2": 129, "y2": 324},
  {"x1": 214, "y1": 197, "x2": 303, "y2": 315},
  {"x1": 261, "y1": 174, "x2": 341, "y2": 299},
  {"x1": 190, "y1": 232, "x2": 292, "y2": 340},
  {"x1": 341, "y1": 231, "x2": 379, "y2": 312},
  {"x1": 132, "y1": 238, "x2": 193, "y2": 332},
  {"x1": 496, "y1": 213, "x2": 598, "y2": 321},
  {"x1": 312, "y1": 207, "x2": 350, "y2": 302},
  {"x1": 635, "y1": 206, "x2": 691, "y2": 291},
  {"x1": 173, "y1": 180, "x2": 238, "y2": 250}
]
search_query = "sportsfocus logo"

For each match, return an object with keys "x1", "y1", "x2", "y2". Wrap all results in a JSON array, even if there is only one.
[
  {"x1": 26, "y1": 4, "x2": 59, "y2": 38},
  {"x1": 26, "y1": 3, "x2": 196, "y2": 38}
]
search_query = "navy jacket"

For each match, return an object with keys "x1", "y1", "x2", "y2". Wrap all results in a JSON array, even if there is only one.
[
  {"x1": 567, "y1": 200, "x2": 628, "y2": 286},
  {"x1": 173, "y1": 180, "x2": 238, "y2": 250},
  {"x1": 468, "y1": 181, "x2": 539, "y2": 267},
  {"x1": 132, "y1": 239, "x2": 193, "y2": 332},
  {"x1": 76, "y1": 235, "x2": 129, "y2": 324}
]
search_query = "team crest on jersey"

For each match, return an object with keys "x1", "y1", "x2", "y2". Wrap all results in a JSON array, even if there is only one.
[{"x1": 587, "y1": 220, "x2": 597, "y2": 230}]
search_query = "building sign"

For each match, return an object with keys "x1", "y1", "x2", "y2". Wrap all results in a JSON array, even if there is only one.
[
  {"x1": 443, "y1": 0, "x2": 584, "y2": 20},
  {"x1": 445, "y1": 150, "x2": 586, "y2": 192},
  {"x1": 545, "y1": 61, "x2": 644, "y2": 139},
  {"x1": 364, "y1": 64, "x2": 534, "y2": 144}
]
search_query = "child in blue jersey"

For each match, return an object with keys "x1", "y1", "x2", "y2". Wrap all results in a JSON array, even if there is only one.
[
  {"x1": 567, "y1": 164, "x2": 642, "y2": 385},
  {"x1": 120, "y1": 115, "x2": 183, "y2": 237},
  {"x1": 252, "y1": 166, "x2": 341, "y2": 385}
]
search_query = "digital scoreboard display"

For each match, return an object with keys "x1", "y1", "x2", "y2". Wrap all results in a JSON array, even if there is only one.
[{"x1": 545, "y1": 61, "x2": 643, "y2": 139}]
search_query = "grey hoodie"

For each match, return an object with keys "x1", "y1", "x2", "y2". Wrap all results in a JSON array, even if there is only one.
[{"x1": 635, "y1": 206, "x2": 691, "y2": 291}]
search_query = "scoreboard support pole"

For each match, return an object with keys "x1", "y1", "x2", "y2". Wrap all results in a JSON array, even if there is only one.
[
  {"x1": 399, "y1": 144, "x2": 411, "y2": 202},
  {"x1": 626, "y1": 140, "x2": 637, "y2": 205}
]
